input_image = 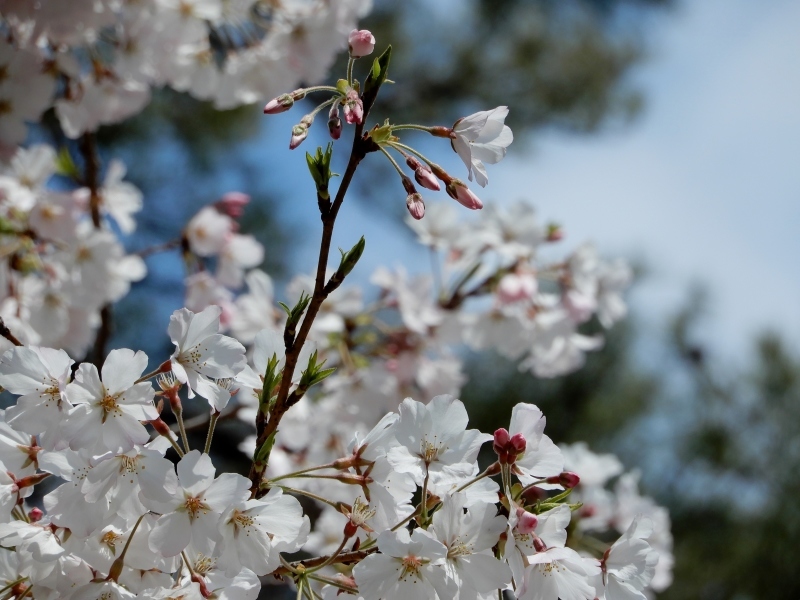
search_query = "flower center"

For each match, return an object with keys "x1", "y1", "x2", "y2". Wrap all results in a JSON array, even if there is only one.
[
  {"x1": 184, "y1": 496, "x2": 208, "y2": 518},
  {"x1": 420, "y1": 438, "x2": 443, "y2": 464},
  {"x1": 101, "y1": 530, "x2": 122, "y2": 550},
  {"x1": 399, "y1": 555, "x2": 425, "y2": 582},
  {"x1": 350, "y1": 496, "x2": 376, "y2": 527},
  {"x1": 194, "y1": 554, "x2": 215, "y2": 575}
]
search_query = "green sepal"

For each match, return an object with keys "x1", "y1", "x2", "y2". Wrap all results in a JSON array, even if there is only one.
[
  {"x1": 368, "y1": 119, "x2": 395, "y2": 145},
  {"x1": 336, "y1": 79, "x2": 350, "y2": 95}
]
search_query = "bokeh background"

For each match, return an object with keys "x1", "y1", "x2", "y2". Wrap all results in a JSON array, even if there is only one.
[{"x1": 32, "y1": 0, "x2": 800, "y2": 597}]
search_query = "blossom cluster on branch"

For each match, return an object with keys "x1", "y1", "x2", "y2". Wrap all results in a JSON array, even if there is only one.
[{"x1": 0, "y1": 9, "x2": 672, "y2": 600}]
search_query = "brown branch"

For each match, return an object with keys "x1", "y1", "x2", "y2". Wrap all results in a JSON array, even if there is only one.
[
  {"x1": 272, "y1": 549, "x2": 377, "y2": 578},
  {"x1": 136, "y1": 238, "x2": 182, "y2": 258},
  {"x1": 80, "y1": 132, "x2": 113, "y2": 368},
  {"x1": 0, "y1": 317, "x2": 23, "y2": 346}
]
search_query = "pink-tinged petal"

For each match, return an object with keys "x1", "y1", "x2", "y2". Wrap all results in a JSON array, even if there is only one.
[
  {"x1": 177, "y1": 450, "x2": 216, "y2": 494},
  {"x1": 101, "y1": 348, "x2": 148, "y2": 394},
  {"x1": 150, "y1": 511, "x2": 192, "y2": 557}
]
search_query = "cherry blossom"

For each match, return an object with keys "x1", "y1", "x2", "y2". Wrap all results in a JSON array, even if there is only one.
[
  {"x1": 452, "y1": 106, "x2": 513, "y2": 187},
  {"x1": 168, "y1": 305, "x2": 247, "y2": 409}
]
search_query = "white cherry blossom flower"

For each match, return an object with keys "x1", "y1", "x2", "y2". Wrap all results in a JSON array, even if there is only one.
[
  {"x1": 168, "y1": 305, "x2": 247, "y2": 409},
  {"x1": 508, "y1": 403, "x2": 564, "y2": 485},
  {"x1": 63, "y1": 349, "x2": 158, "y2": 454},
  {"x1": 217, "y1": 487, "x2": 309, "y2": 576},
  {"x1": 429, "y1": 493, "x2": 511, "y2": 600},
  {"x1": 0, "y1": 346, "x2": 73, "y2": 450},
  {"x1": 353, "y1": 528, "x2": 455, "y2": 600},
  {"x1": 149, "y1": 450, "x2": 250, "y2": 557},
  {"x1": 595, "y1": 516, "x2": 658, "y2": 600},
  {"x1": 387, "y1": 395, "x2": 492, "y2": 487},
  {"x1": 452, "y1": 106, "x2": 513, "y2": 188}
]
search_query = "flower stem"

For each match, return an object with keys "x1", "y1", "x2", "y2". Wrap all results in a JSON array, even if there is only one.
[
  {"x1": 277, "y1": 484, "x2": 340, "y2": 509},
  {"x1": 108, "y1": 513, "x2": 146, "y2": 581},
  {"x1": 0, "y1": 578, "x2": 27, "y2": 596},
  {"x1": 346, "y1": 58, "x2": 354, "y2": 85},
  {"x1": 203, "y1": 411, "x2": 219, "y2": 454},
  {"x1": 392, "y1": 124, "x2": 435, "y2": 133},
  {"x1": 306, "y1": 535, "x2": 350, "y2": 574},
  {"x1": 420, "y1": 470, "x2": 430, "y2": 522},
  {"x1": 307, "y1": 573, "x2": 359, "y2": 594},
  {"x1": 268, "y1": 462, "x2": 338, "y2": 483},
  {"x1": 377, "y1": 144, "x2": 407, "y2": 178}
]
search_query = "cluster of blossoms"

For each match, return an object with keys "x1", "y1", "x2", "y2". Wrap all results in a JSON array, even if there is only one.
[
  {"x1": 0, "y1": 16, "x2": 672, "y2": 600},
  {"x1": 0, "y1": 0, "x2": 370, "y2": 155}
]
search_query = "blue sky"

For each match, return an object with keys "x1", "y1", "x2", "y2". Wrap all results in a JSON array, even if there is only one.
[{"x1": 276, "y1": 0, "x2": 800, "y2": 363}]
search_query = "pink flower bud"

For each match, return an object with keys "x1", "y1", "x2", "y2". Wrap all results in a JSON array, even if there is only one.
[
  {"x1": 446, "y1": 179, "x2": 483, "y2": 210},
  {"x1": 348, "y1": 29, "x2": 376, "y2": 58},
  {"x1": 29, "y1": 507, "x2": 43, "y2": 522},
  {"x1": 343, "y1": 89, "x2": 363, "y2": 125},
  {"x1": 559, "y1": 471, "x2": 581, "y2": 489},
  {"x1": 264, "y1": 93, "x2": 294, "y2": 114},
  {"x1": 493, "y1": 428, "x2": 511, "y2": 451},
  {"x1": 497, "y1": 273, "x2": 537, "y2": 305},
  {"x1": 510, "y1": 433, "x2": 527, "y2": 454},
  {"x1": 546, "y1": 471, "x2": 581, "y2": 489},
  {"x1": 516, "y1": 507, "x2": 538, "y2": 534},
  {"x1": 533, "y1": 535, "x2": 547, "y2": 553},
  {"x1": 289, "y1": 115, "x2": 313, "y2": 150},
  {"x1": 406, "y1": 193, "x2": 425, "y2": 220},
  {"x1": 546, "y1": 223, "x2": 563, "y2": 241},
  {"x1": 415, "y1": 166, "x2": 440, "y2": 191},
  {"x1": 328, "y1": 103, "x2": 342, "y2": 140},
  {"x1": 215, "y1": 191, "x2": 250, "y2": 218}
]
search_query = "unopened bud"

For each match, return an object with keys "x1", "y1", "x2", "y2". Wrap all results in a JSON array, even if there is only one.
[
  {"x1": 510, "y1": 433, "x2": 527, "y2": 454},
  {"x1": 515, "y1": 507, "x2": 538, "y2": 534},
  {"x1": 215, "y1": 191, "x2": 250, "y2": 218},
  {"x1": 343, "y1": 89, "x2": 363, "y2": 125},
  {"x1": 546, "y1": 223, "x2": 563, "y2": 242},
  {"x1": 533, "y1": 535, "x2": 547, "y2": 553},
  {"x1": 289, "y1": 123, "x2": 309, "y2": 150},
  {"x1": 264, "y1": 93, "x2": 294, "y2": 114},
  {"x1": 446, "y1": 179, "x2": 483, "y2": 210},
  {"x1": 328, "y1": 103, "x2": 342, "y2": 140},
  {"x1": 348, "y1": 29, "x2": 376, "y2": 58},
  {"x1": 29, "y1": 507, "x2": 43, "y2": 522},
  {"x1": 559, "y1": 471, "x2": 580, "y2": 489},
  {"x1": 497, "y1": 273, "x2": 537, "y2": 305},
  {"x1": 406, "y1": 193, "x2": 425, "y2": 220},
  {"x1": 493, "y1": 428, "x2": 511, "y2": 453},
  {"x1": 415, "y1": 166, "x2": 440, "y2": 191}
]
